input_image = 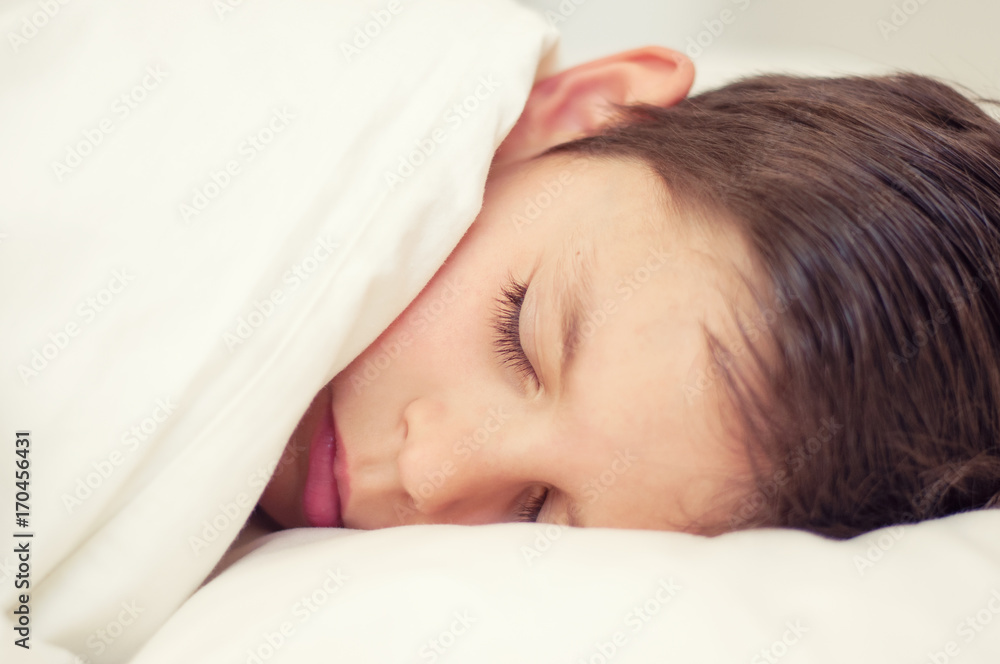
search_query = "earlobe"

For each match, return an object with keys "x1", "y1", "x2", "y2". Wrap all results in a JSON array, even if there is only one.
[{"x1": 494, "y1": 46, "x2": 694, "y2": 168}]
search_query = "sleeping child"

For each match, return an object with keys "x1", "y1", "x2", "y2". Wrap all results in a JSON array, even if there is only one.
[{"x1": 252, "y1": 46, "x2": 1000, "y2": 541}]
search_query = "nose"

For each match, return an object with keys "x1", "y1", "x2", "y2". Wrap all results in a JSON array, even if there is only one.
[{"x1": 397, "y1": 396, "x2": 523, "y2": 524}]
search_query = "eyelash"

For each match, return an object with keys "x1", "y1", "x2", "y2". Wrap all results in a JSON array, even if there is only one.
[
  {"x1": 493, "y1": 277, "x2": 548, "y2": 522},
  {"x1": 516, "y1": 488, "x2": 550, "y2": 523},
  {"x1": 492, "y1": 277, "x2": 540, "y2": 390}
]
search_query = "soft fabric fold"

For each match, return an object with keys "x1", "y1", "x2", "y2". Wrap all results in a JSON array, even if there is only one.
[{"x1": 0, "y1": 1, "x2": 556, "y2": 660}]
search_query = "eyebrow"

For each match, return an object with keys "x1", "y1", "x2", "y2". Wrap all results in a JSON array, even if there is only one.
[{"x1": 556, "y1": 242, "x2": 596, "y2": 389}]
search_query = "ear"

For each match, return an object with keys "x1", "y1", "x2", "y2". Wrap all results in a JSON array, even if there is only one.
[{"x1": 493, "y1": 46, "x2": 694, "y2": 168}]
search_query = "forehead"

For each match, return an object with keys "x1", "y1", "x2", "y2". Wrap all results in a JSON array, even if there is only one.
[
  {"x1": 532, "y1": 156, "x2": 757, "y2": 530},
  {"x1": 537, "y1": 155, "x2": 756, "y2": 381}
]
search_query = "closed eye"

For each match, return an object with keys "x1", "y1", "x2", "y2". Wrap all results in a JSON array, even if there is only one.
[
  {"x1": 515, "y1": 488, "x2": 549, "y2": 523},
  {"x1": 491, "y1": 276, "x2": 540, "y2": 391}
]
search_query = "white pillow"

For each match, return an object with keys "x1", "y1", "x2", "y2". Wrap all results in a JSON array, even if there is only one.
[{"x1": 133, "y1": 512, "x2": 1000, "y2": 663}]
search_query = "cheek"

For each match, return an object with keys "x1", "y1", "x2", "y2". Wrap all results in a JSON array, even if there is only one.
[
  {"x1": 338, "y1": 260, "x2": 484, "y2": 393},
  {"x1": 332, "y1": 200, "x2": 518, "y2": 404}
]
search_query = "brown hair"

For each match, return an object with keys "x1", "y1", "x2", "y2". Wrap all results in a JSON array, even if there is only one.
[{"x1": 544, "y1": 72, "x2": 1000, "y2": 539}]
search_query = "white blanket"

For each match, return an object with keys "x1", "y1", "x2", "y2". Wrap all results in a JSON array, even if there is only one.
[{"x1": 0, "y1": 0, "x2": 555, "y2": 660}]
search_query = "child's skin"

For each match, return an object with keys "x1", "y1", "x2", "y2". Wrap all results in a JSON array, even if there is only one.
[{"x1": 258, "y1": 47, "x2": 765, "y2": 532}]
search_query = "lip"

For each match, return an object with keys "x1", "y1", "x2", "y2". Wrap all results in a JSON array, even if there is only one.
[{"x1": 302, "y1": 388, "x2": 344, "y2": 528}]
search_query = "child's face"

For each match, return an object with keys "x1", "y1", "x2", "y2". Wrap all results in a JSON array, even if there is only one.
[{"x1": 260, "y1": 154, "x2": 759, "y2": 532}]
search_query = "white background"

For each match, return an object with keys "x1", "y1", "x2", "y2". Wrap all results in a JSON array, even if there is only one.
[{"x1": 517, "y1": 0, "x2": 1000, "y2": 101}]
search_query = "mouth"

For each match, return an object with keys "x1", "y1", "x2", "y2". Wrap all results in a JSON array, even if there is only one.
[{"x1": 302, "y1": 387, "x2": 346, "y2": 528}]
